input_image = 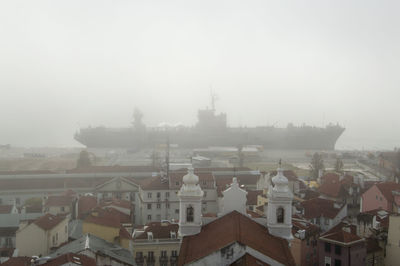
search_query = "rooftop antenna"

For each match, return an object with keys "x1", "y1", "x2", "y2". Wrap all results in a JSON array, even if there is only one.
[{"x1": 165, "y1": 134, "x2": 170, "y2": 179}]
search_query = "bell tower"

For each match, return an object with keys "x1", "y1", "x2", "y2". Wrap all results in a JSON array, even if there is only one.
[
  {"x1": 178, "y1": 166, "x2": 204, "y2": 237},
  {"x1": 267, "y1": 161, "x2": 293, "y2": 241}
]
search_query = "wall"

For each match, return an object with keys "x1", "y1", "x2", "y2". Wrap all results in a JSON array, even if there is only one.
[
  {"x1": 16, "y1": 223, "x2": 47, "y2": 256},
  {"x1": 82, "y1": 222, "x2": 119, "y2": 244},
  {"x1": 385, "y1": 215, "x2": 400, "y2": 266},
  {"x1": 132, "y1": 241, "x2": 180, "y2": 266},
  {"x1": 362, "y1": 185, "x2": 390, "y2": 212}
]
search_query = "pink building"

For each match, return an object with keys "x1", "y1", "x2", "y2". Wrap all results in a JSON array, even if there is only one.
[
  {"x1": 318, "y1": 223, "x2": 366, "y2": 266},
  {"x1": 361, "y1": 182, "x2": 400, "y2": 213}
]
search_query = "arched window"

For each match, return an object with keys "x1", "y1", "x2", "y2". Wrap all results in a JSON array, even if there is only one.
[
  {"x1": 277, "y1": 207, "x2": 284, "y2": 223},
  {"x1": 186, "y1": 205, "x2": 194, "y2": 222}
]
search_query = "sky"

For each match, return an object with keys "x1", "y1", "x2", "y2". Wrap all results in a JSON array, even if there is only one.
[{"x1": 0, "y1": 0, "x2": 399, "y2": 150}]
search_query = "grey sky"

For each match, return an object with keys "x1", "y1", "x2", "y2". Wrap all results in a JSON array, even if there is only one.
[{"x1": 0, "y1": 0, "x2": 399, "y2": 149}]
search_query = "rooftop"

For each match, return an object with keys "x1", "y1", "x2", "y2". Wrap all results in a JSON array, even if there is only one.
[{"x1": 178, "y1": 211, "x2": 295, "y2": 265}]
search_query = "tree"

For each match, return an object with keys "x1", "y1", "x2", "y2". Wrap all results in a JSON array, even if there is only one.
[
  {"x1": 309, "y1": 152, "x2": 324, "y2": 180},
  {"x1": 77, "y1": 150, "x2": 92, "y2": 168},
  {"x1": 334, "y1": 157, "x2": 344, "y2": 173}
]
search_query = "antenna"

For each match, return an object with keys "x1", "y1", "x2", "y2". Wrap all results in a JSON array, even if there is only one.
[{"x1": 209, "y1": 87, "x2": 218, "y2": 112}]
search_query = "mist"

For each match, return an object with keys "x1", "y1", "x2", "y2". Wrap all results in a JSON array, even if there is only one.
[{"x1": 0, "y1": 0, "x2": 399, "y2": 149}]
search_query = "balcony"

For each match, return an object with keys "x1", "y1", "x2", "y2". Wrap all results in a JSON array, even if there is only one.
[
  {"x1": 135, "y1": 257, "x2": 144, "y2": 266},
  {"x1": 159, "y1": 255, "x2": 169, "y2": 264},
  {"x1": 170, "y1": 255, "x2": 178, "y2": 266},
  {"x1": 146, "y1": 257, "x2": 155, "y2": 266}
]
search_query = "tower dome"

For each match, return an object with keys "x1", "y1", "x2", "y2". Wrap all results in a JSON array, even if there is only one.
[{"x1": 180, "y1": 166, "x2": 202, "y2": 195}]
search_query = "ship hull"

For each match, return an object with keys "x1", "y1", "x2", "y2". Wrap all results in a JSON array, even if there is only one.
[{"x1": 74, "y1": 126, "x2": 345, "y2": 150}]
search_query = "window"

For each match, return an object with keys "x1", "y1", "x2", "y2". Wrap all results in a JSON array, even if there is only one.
[
  {"x1": 147, "y1": 192, "x2": 152, "y2": 198},
  {"x1": 148, "y1": 251, "x2": 154, "y2": 259},
  {"x1": 166, "y1": 192, "x2": 170, "y2": 198},
  {"x1": 176, "y1": 181, "x2": 180, "y2": 186},
  {"x1": 376, "y1": 195, "x2": 378, "y2": 200},
  {"x1": 202, "y1": 181, "x2": 207, "y2": 186},
  {"x1": 325, "y1": 242, "x2": 331, "y2": 253},
  {"x1": 171, "y1": 250, "x2": 178, "y2": 257},
  {"x1": 147, "y1": 203, "x2": 152, "y2": 210},
  {"x1": 316, "y1": 217, "x2": 320, "y2": 225},
  {"x1": 161, "y1": 250, "x2": 167, "y2": 257},
  {"x1": 157, "y1": 192, "x2": 161, "y2": 198},
  {"x1": 277, "y1": 207, "x2": 284, "y2": 223},
  {"x1": 203, "y1": 191, "x2": 207, "y2": 197},
  {"x1": 166, "y1": 203, "x2": 170, "y2": 209},
  {"x1": 61, "y1": 206, "x2": 65, "y2": 212},
  {"x1": 147, "y1": 215, "x2": 152, "y2": 221},
  {"x1": 5, "y1": 237, "x2": 12, "y2": 247},
  {"x1": 334, "y1": 245, "x2": 341, "y2": 255},
  {"x1": 186, "y1": 205, "x2": 194, "y2": 222},
  {"x1": 52, "y1": 236, "x2": 56, "y2": 245},
  {"x1": 156, "y1": 214, "x2": 161, "y2": 221},
  {"x1": 157, "y1": 203, "x2": 161, "y2": 209},
  {"x1": 136, "y1": 252, "x2": 143, "y2": 258},
  {"x1": 175, "y1": 209, "x2": 179, "y2": 214},
  {"x1": 334, "y1": 259, "x2": 341, "y2": 266}
]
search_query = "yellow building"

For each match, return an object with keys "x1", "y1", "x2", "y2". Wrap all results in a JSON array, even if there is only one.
[
  {"x1": 82, "y1": 208, "x2": 132, "y2": 250},
  {"x1": 133, "y1": 221, "x2": 180, "y2": 266}
]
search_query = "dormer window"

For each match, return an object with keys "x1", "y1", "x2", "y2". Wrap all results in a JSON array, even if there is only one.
[
  {"x1": 147, "y1": 232, "x2": 153, "y2": 240},
  {"x1": 186, "y1": 205, "x2": 194, "y2": 222},
  {"x1": 277, "y1": 207, "x2": 284, "y2": 223},
  {"x1": 170, "y1": 231, "x2": 176, "y2": 239}
]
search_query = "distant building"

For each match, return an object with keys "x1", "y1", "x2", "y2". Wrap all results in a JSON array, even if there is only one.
[
  {"x1": 361, "y1": 182, "x2": 400, "y2": 213},
  {"x1": 385, "y1": 214, "x2": 400, "y2": 266},
  {"x1": 318, "y1": 223, "x2": 366, "y2": 266}
]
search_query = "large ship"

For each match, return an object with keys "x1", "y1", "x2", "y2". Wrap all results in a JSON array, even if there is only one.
[{"x1": 74, "y1": 100, "x2": 345, "y2": 150}]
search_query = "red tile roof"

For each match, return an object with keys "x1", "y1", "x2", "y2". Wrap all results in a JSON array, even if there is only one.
[
  {"x1": 231, "y1": 253, "x2": 271, "y2": 266},
  {"x1": 375, "y1": 182, "x2": 400, "y2": 203},
  {"x1": 84, "y1": 208, "x2": 121, "y2": 228},
  {"x1": 119, "y1": 226, "x2": 133, "y2": 240},
  {"x1": 45, "y1": 195, "x2": 74, "y2": 207},
  {"x1": 77, "y1": 195, "x2": 97, "y2": 219},
  {"x1": 0, "y1": 205, "x2": 13, "y2": 214},
  {"x1": 300, "y1": 198, "x2": 344, "y2": 219},
  {"x1": 320, "y1": 223, "x2": 363, "y2": 245},
  {"x1": 246, "y1": 190, "x2": 263, "y2": 206},
  {"x1": 34, "y1": 214, "x2": 66, "y2": 231},
  {"x1": 178, "y1": 211, "x2": 295, "y2": 266},
  {"x1": 0, "y1": 256, "x2": 31, "y2": 266},
  {"x1": 42, "y1": 253, "x2": 96, "y2": 266},
  {"x1": 136, "y1": 175, "x2": 170, "y2": 190},
  {"x1": 134, "y1": 221, "x2": 179, "y2": 240},
  {"x1": 318, "y1": 173, "x2": 354, "y2": 198},
  {"x1": 101, "y1": 199, "x2": 132, "y2": 210}
]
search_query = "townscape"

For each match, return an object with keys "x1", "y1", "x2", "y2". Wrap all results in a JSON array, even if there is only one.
[{"x1": 0, "y1": 142, "x2": 399, "y2": 266}]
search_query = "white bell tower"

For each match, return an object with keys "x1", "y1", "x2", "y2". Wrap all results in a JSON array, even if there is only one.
[
  {"x1": 267, "y1": 162, "x2": 293, "y2": 241},
  {"x1": 178, "y1": 166, "x2": 204, "y2": 237}
]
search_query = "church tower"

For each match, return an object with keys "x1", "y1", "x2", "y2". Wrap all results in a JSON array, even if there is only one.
[
  {"x1": 178, "y1": 166, "x2": 204, "y2": 237},
  {"x1": 267, "y1": 163, "x2": 293, "y2": 241}
]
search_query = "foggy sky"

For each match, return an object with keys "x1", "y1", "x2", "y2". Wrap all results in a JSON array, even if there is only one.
[{"x1": 0, "y1": 0, "x2": 399, "y2": 150}]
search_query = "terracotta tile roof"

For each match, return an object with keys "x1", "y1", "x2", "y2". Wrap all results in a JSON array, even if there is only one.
[
  {"x1": 0, "y1": 256, "x2": 31, "y2": 266},
  {"x1": 318, "y1": 173, "x2": 354, "y2": 198},
  {"x1": 119, "y1": 226, "x2": 133, "y2": 240},
  {"x1": 45, "y1": 195, "x2": 74, "y2": 207},
  {"x1": 270, "y1": 170, "x2": 298, "y2": 182},
  {"x1": 292, "y1": 219, "x2": 319, "y2": 236},
  {"x1": 42, "y1": 253, "x2": 96, "y2": 266},
  {"x1": 77, "y1": 195, "x2": 98, "y2": 219},
  {"x1": 299, "y1": 189, "x2": 320, "y2": 200},
  {"x1": 134, "y1": 221, "x2": 179, "y2": 240},
  {"x1": 231, "y1": 253, "x2": 271, "y2": 266},
  {"x1": 34, "y1": 213, "x2": 66, "y2": 231},
  {"x1": 84, "y1": 208, "x2": 121, "y2": 228},
  {"x1": 246, "y1": 190, "x2": 263, "y2": 206},
  {"x1": 320, "y1": 224, "x2": 363, "y2": 245},
  {"x1": 375, "y1": 182, "x2": 400, "y2": 203},
  {"x1": 0, "y1": 205, "x2": 13, "y2": 214},
  {"x1": 300, "y1": 198, "x2": 344, "y2": 219},
  {"x1": 203, "y1": 212, "x2": 218, "y2": 217},
  {"x1": 178, "y1": 211, "x2": 295, "y2": 266},
  {"x1": 25, "y1": 205, "x2": 43, "y2": 213},
  {"x1": 137, "y1": 175, "x2": 170, "y2": 190}
]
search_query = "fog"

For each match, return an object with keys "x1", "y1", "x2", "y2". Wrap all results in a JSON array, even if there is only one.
[{"x1": 0, "y1": 0, "x2": 399, "y2": 149}]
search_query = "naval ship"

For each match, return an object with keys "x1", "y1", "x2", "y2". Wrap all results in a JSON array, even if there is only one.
[{"x1": 74, "y1": 99, "x2": 345, "y2": 150}]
